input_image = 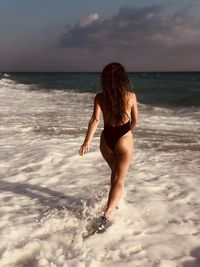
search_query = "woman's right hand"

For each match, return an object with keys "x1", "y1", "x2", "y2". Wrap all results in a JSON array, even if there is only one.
[{"x1": 79, "y1": 142, "x2": 89, "y2": 156}]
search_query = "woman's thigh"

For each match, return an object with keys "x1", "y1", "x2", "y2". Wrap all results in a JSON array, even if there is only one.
[{"x1": 111, "y1": 132, "x2": 134, "y2": 184}]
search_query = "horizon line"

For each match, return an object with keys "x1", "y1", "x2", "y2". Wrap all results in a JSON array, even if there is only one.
[{"x1": 1, "y1": 70, "x2": 200, "y2": 73}]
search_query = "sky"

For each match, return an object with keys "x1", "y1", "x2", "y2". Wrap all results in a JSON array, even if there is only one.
[{"x1": 0, "y1": 0, "x2": 200, "y2": 72}]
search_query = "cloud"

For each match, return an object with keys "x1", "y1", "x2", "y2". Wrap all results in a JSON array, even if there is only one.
[
  {"x1": 79, "y1": 13, "x2": 100, "y2": 27},
  {"x1": 56, "y1": 5, "x2": 200, "y2": 70},
  {"x1": 58, "y1": 5, "x2": 200, "y2": 47}
]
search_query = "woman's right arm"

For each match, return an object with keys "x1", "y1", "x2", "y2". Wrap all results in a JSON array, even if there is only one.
[
  {"x1": 130, "y1": 93, "x2": 138, "y2": 129},
  {"x1": 79, "y1": 94, "x2": 101, "y2": 156}
]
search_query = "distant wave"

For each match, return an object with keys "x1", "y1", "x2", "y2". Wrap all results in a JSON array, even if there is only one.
[
  {"x1": 1, "y1": 72, "x2": 200, "y2": 107},
  {"x1": 0, "y1": 73, "x2": 10, "y2": 78}
]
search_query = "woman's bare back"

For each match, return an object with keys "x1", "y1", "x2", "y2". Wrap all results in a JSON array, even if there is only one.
[{"x1": 97, "y1": 91, "x2": 136, "y2": 127}]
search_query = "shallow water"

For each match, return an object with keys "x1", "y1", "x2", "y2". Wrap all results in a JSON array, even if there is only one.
[{"x1": 0, "y1": 75, "x2": 200, "y2": 267}]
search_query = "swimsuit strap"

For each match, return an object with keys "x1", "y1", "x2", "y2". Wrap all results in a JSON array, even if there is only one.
[{"x1": 104, "y1": 119, "x2": 130, "y2": 128}]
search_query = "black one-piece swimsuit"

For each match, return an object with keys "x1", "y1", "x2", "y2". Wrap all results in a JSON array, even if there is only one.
[{"x1": 103, "y1": 120, "x2": 131, "y2": 151}]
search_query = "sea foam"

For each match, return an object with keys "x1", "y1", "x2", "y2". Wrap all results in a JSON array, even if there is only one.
[{"x1": 0, "y1": 76, "x2": 200, "y2": 267}]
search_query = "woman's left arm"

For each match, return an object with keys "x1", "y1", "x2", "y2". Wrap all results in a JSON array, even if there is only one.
[
  {"x1": 130, "y1": 93, "x2": 138, "y2": 129},
  {"x1": 79, "y1": 94, "x2": 101, "y2": 156}
]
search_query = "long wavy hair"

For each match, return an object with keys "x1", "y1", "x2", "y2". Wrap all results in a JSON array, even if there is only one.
[{"x1": 101, "y1": 62, "x2": 132, "y2": 123}]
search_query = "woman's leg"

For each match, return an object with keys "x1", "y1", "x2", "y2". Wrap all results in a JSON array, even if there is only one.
[
  {"x1": 105, "y1": 153, "x2": 132, "y2": 217},
  {"x1": 105, "y1": 132, "x2": 133, "y2": 218}
]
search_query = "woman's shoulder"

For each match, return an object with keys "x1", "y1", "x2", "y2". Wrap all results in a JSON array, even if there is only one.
[
  {"x1": 127, "y1": 90, "x2": 136, "y2": 97},
  {"x1": 126, "y1": 91, "x2": 136, "y2": 103},
  {"x1": 96, "y1": 91, "x2": 103, "y2": 97},
  {"x1": 95, "y1": 92, "x2": 103, "y2": 102}
]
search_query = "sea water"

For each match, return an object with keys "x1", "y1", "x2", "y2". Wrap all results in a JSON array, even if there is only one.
[{"x1": 0, "y1": 72, "x2": 200, "y2": 267}]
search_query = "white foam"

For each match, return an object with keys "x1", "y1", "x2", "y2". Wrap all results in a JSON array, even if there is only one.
[{"x1": 0, "y1": 79, "x2": 200, "y2": 266}]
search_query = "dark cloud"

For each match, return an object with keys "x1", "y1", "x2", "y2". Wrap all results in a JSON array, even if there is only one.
[{"x1": 56, "y1": 5, "x2": 200, "y2": 70}]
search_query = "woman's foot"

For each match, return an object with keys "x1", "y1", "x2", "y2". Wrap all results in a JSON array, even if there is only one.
[
  {"x1": 96, "y1": 215, "x2": 112, "y2": 233},
  {"x1": 104, "y1": 208, "x2": 116, "y2": 220}
]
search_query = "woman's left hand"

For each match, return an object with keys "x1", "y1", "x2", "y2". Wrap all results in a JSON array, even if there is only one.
[{"x1": 79, "y1": 142, "x2": 89, "y2": 156}]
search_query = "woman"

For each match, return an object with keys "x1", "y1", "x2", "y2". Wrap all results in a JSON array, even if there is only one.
[{"x1": 79, "y1": 62, "x2": 138, "y2": 225}]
